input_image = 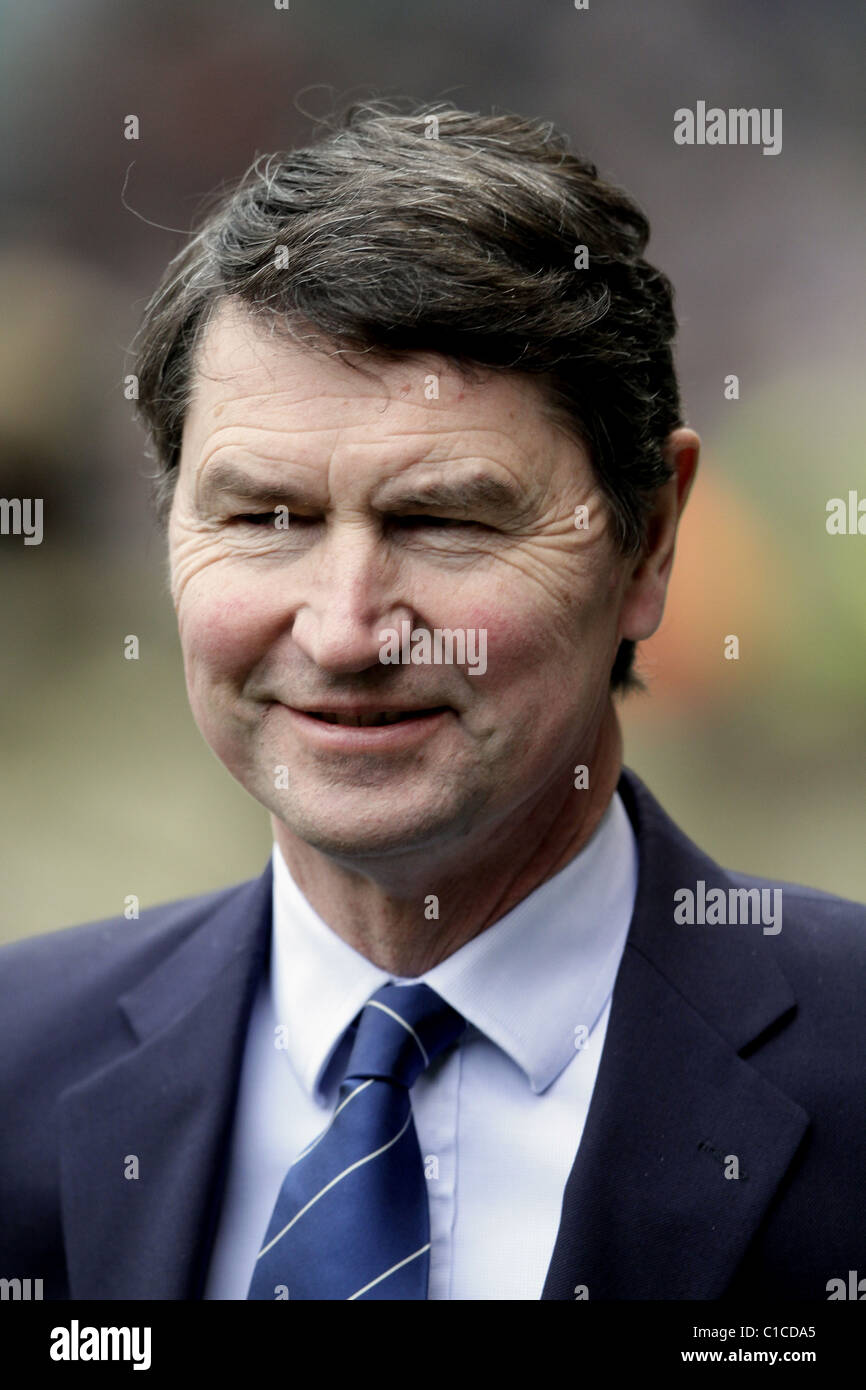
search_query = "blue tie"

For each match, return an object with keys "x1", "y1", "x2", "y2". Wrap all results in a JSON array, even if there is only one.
[{"x1": 247, "y1": 981, "x2": 467, "y2": 1300}]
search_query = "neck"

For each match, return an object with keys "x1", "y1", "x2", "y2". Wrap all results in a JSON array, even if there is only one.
[{"x1": 273, "y1": 702, "x2": 623, "y2": 976}]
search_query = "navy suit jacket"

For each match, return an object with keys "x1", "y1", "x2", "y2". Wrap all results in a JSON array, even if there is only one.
[{"x1": 2, "y1": 767, "x2": 865, "y2": 1300}]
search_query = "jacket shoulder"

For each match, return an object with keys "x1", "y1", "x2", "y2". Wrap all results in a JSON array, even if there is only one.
[
  {"x1": 0, "y1": 876, "x2": 263, "y2": 1019},
  {"x1": 620, "y1": 764, "x2": 866, "y2": 982},
  {"x1": 730, "y1": 869, "x2": 866, "y2": 998}
]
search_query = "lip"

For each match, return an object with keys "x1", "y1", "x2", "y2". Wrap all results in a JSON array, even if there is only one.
[{"x1": 279, "y1": 704, "x2": 454, "y2": 751}]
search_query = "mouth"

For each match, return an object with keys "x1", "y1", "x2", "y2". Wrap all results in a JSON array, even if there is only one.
[
  {"x1": 278, "y1": 702, "x2": 455, "y2": 753},
  {"x1": 300, "y1": 706, "x2": 451, "y2": 727}
]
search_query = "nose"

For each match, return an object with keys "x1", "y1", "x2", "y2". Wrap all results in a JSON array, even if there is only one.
[{"x1": 290, "y1": 522, "x2": 410, "y2": 676}]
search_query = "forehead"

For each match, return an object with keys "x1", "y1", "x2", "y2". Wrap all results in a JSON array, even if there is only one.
[{"x1": 179, "y1": 299, "x2": 570, "y2": 471}]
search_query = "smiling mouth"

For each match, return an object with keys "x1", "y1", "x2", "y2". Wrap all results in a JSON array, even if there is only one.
[{"x1": 302, "y1": 707, "x2": 450, "y2": 727}]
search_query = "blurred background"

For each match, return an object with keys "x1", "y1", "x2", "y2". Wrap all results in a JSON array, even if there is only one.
[{"x1": 1, "y1": 0, "x2": 864, "y2": 942}]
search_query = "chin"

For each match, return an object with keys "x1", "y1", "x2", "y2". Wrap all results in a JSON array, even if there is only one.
[
  {"x1": 282, "y1": 819, "x2": 437, "y2": 861},
  {"x1": 270, "y1": 791, "x2": 467, "y2": 862}
]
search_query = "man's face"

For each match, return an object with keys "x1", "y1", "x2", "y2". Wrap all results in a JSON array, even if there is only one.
[{"x1": 169, "y1": 300, "x2": 637, "y2": 870}]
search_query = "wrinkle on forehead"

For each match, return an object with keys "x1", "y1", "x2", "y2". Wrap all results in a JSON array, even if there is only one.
[{"x1": 181, "y1": 297, "x2": 575, "y2": 460}]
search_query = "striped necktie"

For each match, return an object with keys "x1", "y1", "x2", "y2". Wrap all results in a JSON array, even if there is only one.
[{"x1": 247, "y1": 981, "x2": 467, "y2": 1300}]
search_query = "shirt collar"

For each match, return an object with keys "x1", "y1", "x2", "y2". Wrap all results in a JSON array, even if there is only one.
[{"x1": 270, "y1": 790, "x2": 637, "y2": 1102}]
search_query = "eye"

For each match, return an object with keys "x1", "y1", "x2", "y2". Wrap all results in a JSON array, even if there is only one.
[
  {"x1": 396, "y1": 514, "x2": 484, "y2": 530},
  {"x1": 232, "y1": 510, "x2": 320, "y2": 527}
]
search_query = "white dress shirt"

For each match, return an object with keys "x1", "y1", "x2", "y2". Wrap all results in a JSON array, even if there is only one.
[{"x1": 204, "y1": 790, "x2": 638, "y2": 1300}]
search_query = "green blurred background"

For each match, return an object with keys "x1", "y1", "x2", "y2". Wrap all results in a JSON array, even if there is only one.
[{"x1": 1, "y1": 0, "x2": 864, "y2": 942}]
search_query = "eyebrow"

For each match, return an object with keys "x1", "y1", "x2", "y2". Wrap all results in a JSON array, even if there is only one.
[
  {"x1": 371, "y1": 473, "x2": 522, "y2": 517},
  {"x1": 195, "y1": 461, "x2": 313, "y2": 508},
  {"x1": 195, "y1": 459, "x2": 523, "y2": 518}
]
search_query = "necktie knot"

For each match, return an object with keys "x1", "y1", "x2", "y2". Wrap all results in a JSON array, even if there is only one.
[{"x1": 345, "y1": 981, "x2": 466, "y2": 1090}]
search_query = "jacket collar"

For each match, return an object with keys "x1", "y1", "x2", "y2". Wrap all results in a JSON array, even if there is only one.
[
  {"x1": 541, "y1": 767, "x2": 808, "y2": 1298},
  {"x1": 59, "y1": 867, "x2": 273, "y2": 1299}
]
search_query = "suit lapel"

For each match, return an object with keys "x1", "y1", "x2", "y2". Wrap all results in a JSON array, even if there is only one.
[
  {"x1": 58, "y1": 865, "x2": 272, "y2": 1299},
  {"x1": 542, "y1": 769, "x2": 809, "y2": 1299}
]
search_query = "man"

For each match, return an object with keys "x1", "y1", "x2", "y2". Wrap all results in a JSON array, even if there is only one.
[{"x1": 1, "y1": 101, "x2": 864, "y2": 1302}]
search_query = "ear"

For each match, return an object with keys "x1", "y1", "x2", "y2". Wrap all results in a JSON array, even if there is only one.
[{"x1": 617, "y1": 428, "x2": 700, "y2": 644}]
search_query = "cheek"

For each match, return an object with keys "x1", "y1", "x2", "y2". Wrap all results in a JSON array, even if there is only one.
[
  {"x1": 175, "y1": 569, "x2": 275, "y2": 697},
  {"x1": 457, "y1": 566, "x2": 616, "y2": 690}
]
